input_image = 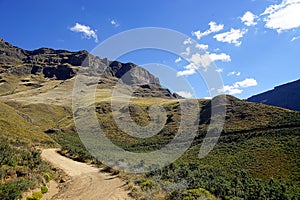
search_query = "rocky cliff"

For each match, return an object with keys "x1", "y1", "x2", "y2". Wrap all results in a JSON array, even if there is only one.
[{"x1": 0, "y1": 38, "x2": 176, "y2": 98}]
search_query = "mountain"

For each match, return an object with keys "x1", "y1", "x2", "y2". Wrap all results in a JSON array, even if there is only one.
[
  {"x1": 247, "y1": 79, "x2": 300, "y2": 111},
  {"x1": 0, "y1": 38, "x2": 176, "y2": 98}
]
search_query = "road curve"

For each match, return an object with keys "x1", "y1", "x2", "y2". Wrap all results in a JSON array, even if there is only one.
[{"x1": 41, "y1": 149, "x2": 133, "y2": 200}]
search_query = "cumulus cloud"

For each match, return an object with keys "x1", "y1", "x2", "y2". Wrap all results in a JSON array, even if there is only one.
[
  {"x1": 213, "y1": 28, "x2": 248, "y2": 46},
  {"x1": 216, "y1": 68, "x2": 223, "y2": 73},
  {"x1": 111, "y1": 19, "x2": 120, "y2": 27},
  {"x1": 234, "y1": 78, "x2": 258, "y2": 88},
  {"x1": 209, "y1": 53, "x2": 231, "y2": 62},
  {"x1": 177, "y1": 51, "x2": 231, "y2": 77},
  {"x1": 70, "y1": 22, "x2": 98, "y2": 42},
  {"x1": 175, "y1": 57, "x2": 182, "y2": 63},
  {"x1": 181, "y1": 47, "x2": 191, "y2": 56},
  {"x1": 291, "y1": 35, "x2": 300, "y2": 41},
  {"x1": 183, "y1": 38, "x2": 192, "y2": 45},
  {"x1": 176, "y1": 64, "x2": 196, "y2": 76},
  {"x1": 189, "y1": 53, "x2": 212, "y2": 68},
  {"x1": 227, "y1": 71, "x2": 241, "y2": 76},
  {"x1": 241, "y1": 11, "x2": 258, "y2": 26},
  {"x1": 175, "y1": 91, "x2": 194, "y2": 98},
  {"x1": 195, "y1": 43, "x2": 209, "y2": 50},
  {"x1": 177, "y1": 51, "x2": 230, "y2": 76},
  {"x1": 261, "y1": 0, "x2": 300, "y2": 32},
  {"x1": 192, "y1": 21, "x2": 224, "y2": 40},
  {"x1": 219, "y1": 78, "x2": 257, "y2": 95},
  {"x1": 221, "y1": 86, "x2": 243, "y2": 95}
]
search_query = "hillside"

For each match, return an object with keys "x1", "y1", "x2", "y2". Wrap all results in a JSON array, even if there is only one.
[
  {"x1": 0, "y1": 39, "x2": 299, "y2": 199},
  {"x1": 247, "y1": 79, "x2": 300, "y2": 111}
]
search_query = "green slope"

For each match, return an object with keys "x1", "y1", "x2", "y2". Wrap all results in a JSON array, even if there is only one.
[{"x1": 0, "y1": 102, "x2": 54, "y2": 144}]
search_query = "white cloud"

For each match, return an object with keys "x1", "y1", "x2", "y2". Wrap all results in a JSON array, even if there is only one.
[
  {"x1": 195, "y1": 43, "x2": 209, "y2": 50},
  {"x1": 111, "y1": 19, "x2": 120, "y2": 27},
  {"x1": 183, "y1": 38, "x2": 192, "y2": 45},
  {"x1": 192, "y1": 21, "x2": 224, "y2": 40},
  {"x1": 178, "y1": 52, "x2": 231, "y2": 77},
  {"x1": 241, "y1": 11, "x2": 258, "y2": 26},
  {"x1": 221, "y1": 86, "x2": 243, "y2": 95},
  {"x1": 228, "y1": 71, "x2": 235, "y2": 76},
  {"x1": 177, "y1": 64, "x2": 196, "y2": 76},
  {"x1": 227, "y1": 71, "x2": 241, "y2": 76},
  {"x1": 209, "y1": 21, "x2": 224, "y2": 32},
  {"x1": 189, "y1": 53, "x2": 212, "y2": 68},
  {"x1": 234, "y1": 78, "x2": 258, "y2": 88},
  {"x1": 70, "y1": 22, "x2": 98, "y2": 42},
  {"x1": 291, "y1": 35, "x2": 300, "y2": 41},
  {"x1": 216, "y1": 68, "x2": 223, "y2": 73},
  {"x1": 209, "y1": 53, "x2": 231, "y2": 62},
  {"x1": 219, "y1": 78, "x2": 258, "y2": 95},
  {"x1": 261, "y1": 0, "x2": 300, "y2": 32},
  {"x1": 181, "y1": 47, "x2": 191, "y2": 56},
  {"x1": 175, "y1": 57, "x2": 182, "y2": 63},
  {"x1": 213, "y1": 28, "x2": 248, "y2": 46},
  {"x1": 176, "y1": 91, "x2": 194, "y2": 98}
]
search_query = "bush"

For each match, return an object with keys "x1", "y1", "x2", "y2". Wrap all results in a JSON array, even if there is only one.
[
  {"x1": 0, "y1": 178, "x2": 30, "y2": 200},
  {"x1": 140, "y1": 179, "x2": 154, "y2": 191},
  {"x1": 41, "y1": 185, "x2": 48, "y2": 194},
  {"x1": 27, "y1": 191, "x2": 43, "y2": 200},
  {"x1": 0, "y1": 140, "x2": 53, "y2": 200},
  {"x1": 183, "y1": 188, "x2": 218, "y2": 200}
]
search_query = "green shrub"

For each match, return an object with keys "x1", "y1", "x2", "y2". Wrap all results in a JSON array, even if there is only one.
[
  {"x1": 0, "y1": 178, "x2": 30, "y2": 200},
  {"x1": 140, "y1": 179, "x2": 154, "y2": 191},
  {"x1": 41, "y1": 185, "x2": 48, "y2": 194},
  {"x1": 183, "y1": 188, "x2": 218, "y2": 200},
  {"x1": 27, "y1": 191, "x2": 43, "y2": 200}
]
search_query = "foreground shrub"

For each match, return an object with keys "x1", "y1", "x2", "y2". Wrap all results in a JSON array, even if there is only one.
[
  {"x1": 40, "y1": 185, "x2": 48, "y2": 194},
  {"x1": 27, "y1": 191, "x2": 43, "y2": 200}
]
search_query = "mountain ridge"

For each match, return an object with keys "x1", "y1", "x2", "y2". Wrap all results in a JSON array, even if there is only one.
[
  {"x1": 0, "y1": 38, "x2": 179, "y2": 99},
  {"x1": 247, "y1": 79, "x2": 300, "y2": 111}
]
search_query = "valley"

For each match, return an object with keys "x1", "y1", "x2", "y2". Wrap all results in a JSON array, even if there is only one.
[{"x1": 0, "y1": 39, "x2": 299, "y2": 200}]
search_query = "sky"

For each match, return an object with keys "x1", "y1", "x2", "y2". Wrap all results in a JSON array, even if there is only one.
[{"x1": 0, "y1": 0, "x2": 299, "y2": 99}]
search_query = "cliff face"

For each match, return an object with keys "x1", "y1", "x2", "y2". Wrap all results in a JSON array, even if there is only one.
[
  {"x1": 0, "y1": 39, "x2": 159, "y2": 84},
  {"x1": 0, "y1": 38, "x2": 174, "y2": 98},
  {"x1": 247, "y1": 79, "x2": 300, "y2": 111}
]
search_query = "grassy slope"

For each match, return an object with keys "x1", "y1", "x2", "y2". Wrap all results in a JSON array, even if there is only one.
[
  {"x1": 93, "y1": 96, "x2": 300, "y2": 199},
  {"x1": 0, "y1": 71, "x2": 299, "y2": 199},
  {"x1": 0, "y1": 101, "x2": 60, "y2": 200},
  {"x1": 0, "y1": 101, "x2": 54, "y2": 145}
]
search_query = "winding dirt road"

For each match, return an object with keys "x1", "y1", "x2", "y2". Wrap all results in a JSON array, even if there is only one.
[{"x1": 41, "y1": 149, "x2": 133, "y2": 200}]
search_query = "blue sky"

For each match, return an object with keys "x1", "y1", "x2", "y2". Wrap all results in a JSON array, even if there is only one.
[{"x1": 0, "y1": 0, "x2": 299, "y2": 99}]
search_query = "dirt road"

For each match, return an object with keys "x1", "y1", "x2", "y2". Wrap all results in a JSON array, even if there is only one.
[{"x1": 41, "y1": 149, "x2": 133, "y2": 200}]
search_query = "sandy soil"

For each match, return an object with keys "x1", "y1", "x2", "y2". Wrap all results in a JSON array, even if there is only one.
[{"x1": 41, "y1": 149, "x2": 133, "y2": 200}]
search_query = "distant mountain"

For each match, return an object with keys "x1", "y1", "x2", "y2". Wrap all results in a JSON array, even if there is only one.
[
  {"x1": 247, "y1": 79, "x2": 300, "y2": 111},
  {"x1": 0, "y1": 38, "x2": 177, "y2": 98}
]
